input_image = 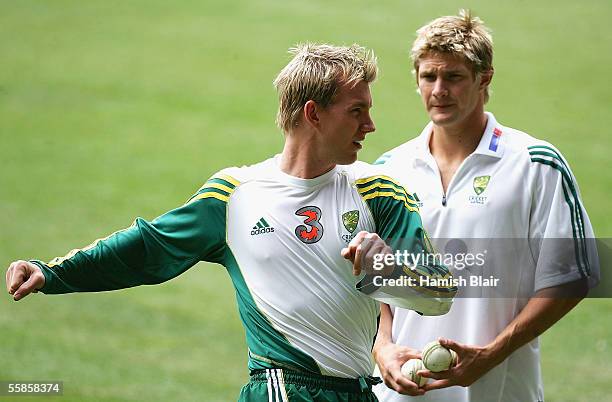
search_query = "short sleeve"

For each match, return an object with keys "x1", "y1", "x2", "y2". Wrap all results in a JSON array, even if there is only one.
[{"x1": 528, "y1": 145, "x2": 599, "y2": 291}]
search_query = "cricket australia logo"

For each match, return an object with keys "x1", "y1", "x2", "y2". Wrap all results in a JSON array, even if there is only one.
[
  {"x1": 295, "y1": 206, "x2": 323, "y2": 244},
  {"x1": 469, "y1": 175, "x2": 490, "y2": 204},
  {"x1": 341, "y1": 210, "x2": 359, "y2": 243},
  {"x1": 473, "y1": 175, "x2": 490, "y2": 195},
  {"x1": 342, "y1": 210, "x2": 359, "y2": 233}
]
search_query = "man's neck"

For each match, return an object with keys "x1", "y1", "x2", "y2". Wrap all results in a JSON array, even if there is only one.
[
  {"x1": 279, "y1": 131, "x2": 335, "y2": 179},
  {"x1": 429, "y1": 111, "x2": 488, "y2": 163}
]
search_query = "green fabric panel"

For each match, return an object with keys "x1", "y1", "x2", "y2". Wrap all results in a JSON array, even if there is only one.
[
  {"x1": 360, "y1": 192, "x2": 427, "y2": 256},
  {"x1": 37, "y1": 196, "x2": 228, "y2": 294},
  {"x1": 207, "y1": 177, "x2": 236, "y2": 189},
  {"x1": 355, "y1": 177, "x2": 402, "y2": 190},
  {"x1": 238, "y1": 376, "x2": 378, "y2": 401},
  {"x1": 360, "y1": 188, "x2": 454, "y2": 275},
  {"x1": 197, "y1": 186, "x2": 231, "y2": 197},
  {"x1": 222, "y1": 249, "x2": 321, "y2": 374},
  {"x1": 356, "y1": 178, "x2": 417, "y2": 203}
]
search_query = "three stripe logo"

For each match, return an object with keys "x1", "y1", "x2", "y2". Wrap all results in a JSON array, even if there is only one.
[
  {"x1": 251, "y1": 217, "x2": 275, "y2": 236},
  {"x1": 265, "y1": 369, "x2": 289, "y2": 402}
]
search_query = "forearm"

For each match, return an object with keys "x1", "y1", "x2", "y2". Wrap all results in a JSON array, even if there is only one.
[
  {"x1": 35, "y1": 222, "x2": 158, "y2": 294},
  {"x1": 36, "y1": 216, "x2": 204, "y2": 294},
  {"x1": 374, "y1": 303, "x2": 394, "y2": 352},
  {"x1": 371, "y1": 302, "x2": 425, "y2": 395},
  {"x1": 486, "y1": 279, "x2": 587, "y2": 365}
]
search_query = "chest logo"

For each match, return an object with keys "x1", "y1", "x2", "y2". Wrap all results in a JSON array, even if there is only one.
[
  {"x1": 414, "y1": 192, "x2": 424, "y2": 208},
  {"x1": 342, "y1": 210, "x2": 359, "y2": 234},
  {"x1": 251, "y1": 217, "x2": 275, "y2": 236},
  {"x1": 473, "y1": 175, "x2": 491, "y2": 195},
  {"x1": 295, "y1": 206, "x2": 324, "y2": 244}
]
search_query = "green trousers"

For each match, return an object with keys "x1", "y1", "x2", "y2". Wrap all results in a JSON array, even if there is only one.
[{"x1": 238, "y1": 368, "x2": 380, "y2": 402}]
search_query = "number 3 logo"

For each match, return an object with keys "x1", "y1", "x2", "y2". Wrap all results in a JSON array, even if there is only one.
[{"x1": 295, "y1": 206, "x2": 324, "y2": 244}]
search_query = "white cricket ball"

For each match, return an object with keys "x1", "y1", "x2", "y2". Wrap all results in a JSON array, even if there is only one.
[
  {"x1": 400, "y1": 359, "x2": 428, "y2": 387},
  {"x1": 422, "y1": 341, "x2": 454, "y2": 372}
]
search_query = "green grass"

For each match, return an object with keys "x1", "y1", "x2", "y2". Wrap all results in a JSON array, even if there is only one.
[{"x1": 1, "y1": 1, "x2": 610, "y2": 401}]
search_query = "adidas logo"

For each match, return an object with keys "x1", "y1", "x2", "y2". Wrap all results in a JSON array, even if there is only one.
[{"x1": 250, "y1": 217, "x2": 275, "y2": 236}]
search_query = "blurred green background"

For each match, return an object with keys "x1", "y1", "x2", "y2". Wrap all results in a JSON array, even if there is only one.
[{"x1": 1, "y1": 1, "x2": 610, "y2": 401}]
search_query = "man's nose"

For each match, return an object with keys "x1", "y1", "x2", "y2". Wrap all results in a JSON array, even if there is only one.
[
  {"x1": 363, "y1": 114, "x2": 376, "y2": 134},
  {"x1": 432, "y1": 78, "x2": 449, "y2": 98}
]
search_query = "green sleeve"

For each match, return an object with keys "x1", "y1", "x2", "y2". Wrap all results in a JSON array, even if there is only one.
[
  {"x1": 356, "y1": 176, "x2": 450, "y2": 279},
  {"x1": 35, "y1": 178, "x2": 233, "y2": 294},
  {"x1": 356, "y1": 176, "x2": 426, "y2": 254}
]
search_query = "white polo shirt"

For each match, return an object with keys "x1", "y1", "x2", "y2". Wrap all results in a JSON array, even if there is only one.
[{"x1": 373, "y1": 112, "x2": 599, "y2": 402}]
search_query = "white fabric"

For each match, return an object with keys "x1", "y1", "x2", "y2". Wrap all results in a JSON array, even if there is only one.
[
  {"x1": 224, "y1": 157, "x2": 453, "y2": 377},
  {"x1": 225, "y1": 158, "x2": 378, "y2": 377},
  {"x1": 373, "y1": 113, "x2": 599, "y2": 402}
]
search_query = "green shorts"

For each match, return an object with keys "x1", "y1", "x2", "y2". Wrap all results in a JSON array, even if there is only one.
[{"x1": 238, "y1": 368, "x2": 380, "y2": 402}]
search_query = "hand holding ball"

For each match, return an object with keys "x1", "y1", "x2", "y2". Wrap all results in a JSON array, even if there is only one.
[
  {"x1": 422, "y1": 341, "x2": 457, "y2": 372},
  {"x1": 400, "y1": 341, "x2": 458, "y2": 388},
  {"x1": 400, "y1": 359, "x2": 428, "y2": 387}
]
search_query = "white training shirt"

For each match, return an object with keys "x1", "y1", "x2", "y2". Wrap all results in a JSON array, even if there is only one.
[
  {"x1": 372, "y1": 112, "x2": 599, "y2": 402},
  {"x1": 220, "y1": 157, "x2": 453, "y2": 377}
]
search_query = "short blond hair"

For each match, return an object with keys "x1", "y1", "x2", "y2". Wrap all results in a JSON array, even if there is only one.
[
  {"x1": 411, "y1": 10, "x2": 493, "y2": 101},
  {"x1": 273, "y1": 43, "x2": 377, "y2": 132}
]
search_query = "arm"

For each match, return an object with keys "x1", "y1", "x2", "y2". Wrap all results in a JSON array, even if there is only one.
[
  {"x1": 422, "y1": 278, "x2": 587, "y2": 390},
  {"x1": 372, "y1": 303, "x2": 424, "y2": 396},
  {"x1": 487, "y1": 279, "x2": 587, "y2": 366},
  {"x1": 5, "y1": 174, "x2": 235, "y2": 300},
  {"x1": 346, "y1": 175, "x2": 457, "y2": 313}
]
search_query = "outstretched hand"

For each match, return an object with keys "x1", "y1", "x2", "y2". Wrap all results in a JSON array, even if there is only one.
[
  {"x1": 419, "y1": 338, "x2": 497, "y2": 391},
  {"x1": 6, "y1": 260, "x2": 45, "y2": 301}
]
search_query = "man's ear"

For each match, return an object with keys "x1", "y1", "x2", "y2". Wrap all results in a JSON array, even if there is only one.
[
  {"x1": 479, "y1": 68, "x2": 494, "y2": 90},
  {"x1": 303, "y1": 100, "x2": 321, "y2": 128}
]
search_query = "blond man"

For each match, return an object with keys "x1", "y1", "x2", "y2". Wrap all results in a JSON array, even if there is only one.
[
  {"x1": 6, "y1": 43, "x2": 454, "y2": 401},
  {"x1": 372, "y1": 10, "x2": 599, "y2": 402}
]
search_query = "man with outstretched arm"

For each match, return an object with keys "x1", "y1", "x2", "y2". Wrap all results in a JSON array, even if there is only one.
[{"x1": 6, "y1": 43, "x2": 455, "y2": 402}]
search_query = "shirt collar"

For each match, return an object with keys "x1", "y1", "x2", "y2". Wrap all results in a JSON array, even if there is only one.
[
  {"x1": 413, "y1": 111, "x2": 505, "y2": 165},
  {"x1": 412, "y1": 121, "x2": 434, "y2": 163},
  {"x1": 474, "y1": 112, "x2": 505, "y2": 158}
]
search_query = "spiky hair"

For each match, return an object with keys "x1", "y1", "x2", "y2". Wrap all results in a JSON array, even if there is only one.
[{"x1": 273, "y1": 43, "x2": 377, "y2": 132}]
